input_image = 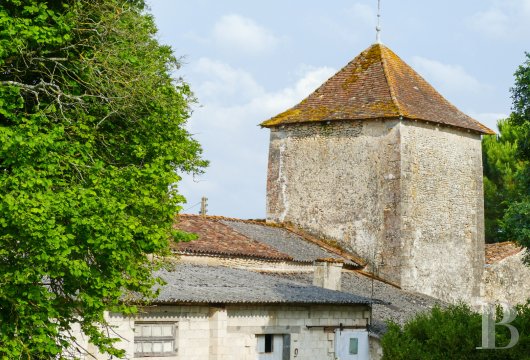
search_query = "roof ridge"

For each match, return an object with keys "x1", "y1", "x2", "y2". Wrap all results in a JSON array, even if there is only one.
[
  {"x1": 378, "y1": 44, "x2": 403, "y2": 117},
  {"x1": 178, "y1": 213, "x2": 269, "y2": 225}
]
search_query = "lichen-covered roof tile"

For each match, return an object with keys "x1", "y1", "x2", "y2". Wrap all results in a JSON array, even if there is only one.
[
  {"x1": 172, "y1": 214, "x2": 293, "y2": 261},
  {"x1": 220, "y1": 219, "x2": 357, "y2": 266},
  {"x1": 261, "y1": 43, "x2": 494, "y2": 135},
  {"x1": 172, "y1": 215, "x2": 360, "y2": 266}
]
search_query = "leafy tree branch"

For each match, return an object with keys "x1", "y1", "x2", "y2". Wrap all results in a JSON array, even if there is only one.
[{"x1": 0, "y1": 0, "x2": 207, "y2": 358}]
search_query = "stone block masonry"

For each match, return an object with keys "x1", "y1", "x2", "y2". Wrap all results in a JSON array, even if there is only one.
[{"x1": 76, "y1": 304, "x2": 370, "y2": 360}]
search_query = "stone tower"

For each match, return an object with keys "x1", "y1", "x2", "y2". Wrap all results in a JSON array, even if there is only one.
[{"x1": 261, "y1": 43, "x2": 495, "y2": 304}]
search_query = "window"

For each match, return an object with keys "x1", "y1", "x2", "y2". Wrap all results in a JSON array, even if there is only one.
[
  {"x1": 134, "y1": 322, "x2": 177, "y2": 357},
  {"x1": 257, "y1": 334, "x2": 274, "y2": 353},
  {"x1": 349, "y1": 337, "x2": 358, "y2": 355}
]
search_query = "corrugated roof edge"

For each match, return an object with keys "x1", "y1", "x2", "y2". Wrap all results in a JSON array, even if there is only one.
[
  {"x1": 173, "y1": 249, "x2": 295, "y2": 262},
  {"x1": 148, "y1": 299, "x2": 385, "y2": 305}
]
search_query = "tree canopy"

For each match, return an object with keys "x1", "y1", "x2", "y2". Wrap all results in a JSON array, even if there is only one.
[
  {"x1": 381, "y1": 303, "x2": 530, "y2": 360},
  {"x1": 482, "y1": 119, "x2": 525, "y2": 243},
  {"x1": 502, "y1": 52, "x2": 530, "y2": 246},
  {"x1": 483, "y1": 53, "x2": 530, "y2": 245},
  {"x1": 0, "y1": 0, "x2": 206, "y2": 358}
]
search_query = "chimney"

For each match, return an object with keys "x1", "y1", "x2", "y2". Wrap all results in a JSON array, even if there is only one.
[{"x1": 313, "y1": 260, "x2": 343, "y2": 291}]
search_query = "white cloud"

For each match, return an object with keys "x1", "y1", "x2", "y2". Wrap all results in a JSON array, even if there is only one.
[
  {"x1": 469, "y1": 9, "x2": 509, "y2": 38},
  {"x1": 248, "y1": 65, "x2": 336, "y2": 115},
  {"x1": 294, "y1": 65, "x2": 336, "y2": 96},
  {"x1": 412, "y1": 56, "x2": 489, "y2": 95},
  {"x1": 468, "y1": 112, "x2": 508, "y2": 133},
  {"x1": 180, "y1": 63, "x2": 336, "y2": 218},
  {"x1": 212, "y1": 14, "x2": 279, "y2": 55},
  {"x1": 193, "y1": 58, "x2": 264, "y2": 104},
  {"x1": 468, "y1": 0, "x2": 530, "y2": 40}
]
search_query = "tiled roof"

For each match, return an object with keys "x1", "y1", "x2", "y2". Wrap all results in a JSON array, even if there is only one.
[
  {"x1": 485, "y1": 241, "x2": 523, "y2": 264},
  {"x1": 220, "y1": 220, "x2": 359, "y2": 266},
  {"x1": 152, "y1": 264, "x2": 382, "y2": 305},
  {"x1": 173, "y1": 215, "x2": 362, "y2": 267},
  {"x1": 269, "y1": 271, "x2": 442, "y2": 335},
  {"x1": 261, "y1": 43, "x2": 494, "y2": 135},
  {"x1": 173, "y1": 215, "x2": 292, "y2": 261}
]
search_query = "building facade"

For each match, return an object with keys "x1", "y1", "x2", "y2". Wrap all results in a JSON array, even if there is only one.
[
  {"x1": 262, "y1": 43, "x2": 494, "y2": 304},
  {"x1": 73, "y1": 264, "x2": 378, "y2": 360}
]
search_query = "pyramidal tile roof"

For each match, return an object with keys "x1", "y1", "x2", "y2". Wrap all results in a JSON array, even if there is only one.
[{"x1": 261, "y1": 43, "x2": 494, "y2": 134}]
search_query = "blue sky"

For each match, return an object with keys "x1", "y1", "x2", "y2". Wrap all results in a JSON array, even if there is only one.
[{"x1": 146, "y1": 0, "x2": 530, "y2": 219}]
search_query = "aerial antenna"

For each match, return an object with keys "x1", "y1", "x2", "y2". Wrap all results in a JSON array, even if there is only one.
[{"x1": 376, "y1": 0, "x2": 382, "y2": 43}]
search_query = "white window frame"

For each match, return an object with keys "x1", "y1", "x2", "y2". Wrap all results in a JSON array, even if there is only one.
[
  {"x1": 256, "y1": 334, "x2": 274, "y2": 353},
  {"x1": 134, "y1": 322, "x2": 177, "y2": 357}
]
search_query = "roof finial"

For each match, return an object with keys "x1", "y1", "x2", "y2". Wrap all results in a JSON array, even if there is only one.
[{"x1": 376, "y1": 0, "x2": 382, "y2": 44}]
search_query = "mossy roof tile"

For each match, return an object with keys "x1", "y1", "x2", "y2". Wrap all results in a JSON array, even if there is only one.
[{"x1": 261, "y1": 43, "x2": 494, "y2": 135}]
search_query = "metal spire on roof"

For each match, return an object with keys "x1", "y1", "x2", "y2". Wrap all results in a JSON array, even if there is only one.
[{"x1": 376, "y1": 0, "x2": 382, "y2": 44}]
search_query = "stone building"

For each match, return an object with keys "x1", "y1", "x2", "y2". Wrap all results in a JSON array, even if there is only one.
[
  {"x1": 483, "y1": 241, "x2": 530, "y2": 305},
  {"x1": 70, "y1": 43, "x2": 529, "y2": 359},
  {"x1": 101, "y1": 264, "x2": 377, "y2": 360},
  {"x1": 71, "y1": 214, "x2": 443, "y2": 360},
  {"x1": 261, "y1": 43, "x2": 495, "y2": 305},
  {"x1": 171, "y1": 214, "x2": 439, "y2": 335}
]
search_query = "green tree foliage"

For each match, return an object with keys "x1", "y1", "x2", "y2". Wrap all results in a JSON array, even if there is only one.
[
  {"x1": 482, "y1": 119, "x2": 525, "y2": 242},
  {"x1": 381, "y1": 303, "x2": 530, "y2": 360},
  {"x1": 0, "y1": 0, "x2": 206, "y2": 358},
  {"x1": 503, "y1": 52, "x2": 530, "y2": 246}
]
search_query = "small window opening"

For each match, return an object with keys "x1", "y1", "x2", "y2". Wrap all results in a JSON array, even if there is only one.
[
  {"x1": 264, "y1": 334, "x2": 273, "y2": 353},
  {"x1": 257, "y1": 334, "x2": 274, "y2": 353}
]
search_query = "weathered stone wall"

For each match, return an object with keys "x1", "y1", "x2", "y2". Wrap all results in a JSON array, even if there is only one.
[
  {"x1": 483, "y1": 251, "x2": 530, "y2": 305},
  {"x1": 267, "y1": 119, "x2": 402, "y2": 283},
  {"x1": 399, "y1": 121, "x2": 485, "y2": 304},
  {"x1": 313, "y1": 261, "x2": 343, "y2": 290},
  {"x1": 266, "y1": 119, "x2": 485, "y2": 303},
  {"x1": 72, "y1": 306, "x2": 212, "y2": 360}
]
